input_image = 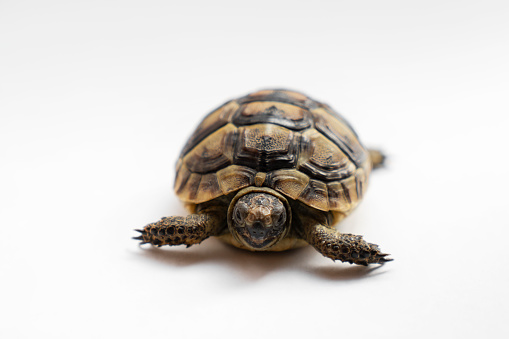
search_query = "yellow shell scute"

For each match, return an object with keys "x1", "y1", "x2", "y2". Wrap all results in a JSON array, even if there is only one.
[
  {"x1": 216, "y1": 165, "x2": 256, "y2": 195},
  {"x1": 267, "y1": 169, "x2": 309, "y2": 200}
]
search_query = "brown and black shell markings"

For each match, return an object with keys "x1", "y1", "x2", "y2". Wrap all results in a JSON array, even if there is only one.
[{"x1": 175, "y1": 89, "x2": 371, "y2": 216}]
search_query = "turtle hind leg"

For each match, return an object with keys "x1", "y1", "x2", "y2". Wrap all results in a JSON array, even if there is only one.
[
  {"x1": 300, "y1": 213, "x2": 392, "y2": 266},
  {"x1": 134, "y1": 208, "x2": 225, "y2": 248},
  {"x1": 368, "y1": 149, "x2": 386, "y2": 170}
]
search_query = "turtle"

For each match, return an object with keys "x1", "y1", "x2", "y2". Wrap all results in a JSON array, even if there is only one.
[{"x1": 134, "y1": 89, "x2": 392, "y2": 266}]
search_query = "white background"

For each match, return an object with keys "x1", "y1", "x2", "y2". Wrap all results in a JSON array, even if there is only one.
[{"x1": 1, "y1": 1, "x2": 509, "y2": 338}]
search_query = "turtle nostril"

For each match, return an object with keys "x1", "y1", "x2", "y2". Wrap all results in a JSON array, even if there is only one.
[{"x1": 248, "y1": 222, "x2": 268, "y2": 239}]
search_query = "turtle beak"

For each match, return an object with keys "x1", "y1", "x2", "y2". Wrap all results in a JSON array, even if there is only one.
[
  {"x1": 240, "y1": 220, "x2": 281, "y2": 249},
  {"x1": 247, "y1": 221, "x2": 269, "y2": 241}
]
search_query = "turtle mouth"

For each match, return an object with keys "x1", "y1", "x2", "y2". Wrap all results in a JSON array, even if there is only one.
[{"x1": 234, "y1": 223, "x2": 282, "y2": 250}]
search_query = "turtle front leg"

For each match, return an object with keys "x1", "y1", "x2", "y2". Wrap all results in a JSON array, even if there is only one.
[
  {"x1": 133, "y1": 207, "x2": 225, "y2": 248},
  {"x1": 300, "y1": 214, "x2": 392, "y2": 266}
]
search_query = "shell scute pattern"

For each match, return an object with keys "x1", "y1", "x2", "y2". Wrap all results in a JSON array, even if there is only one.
[
  {"x1": 232, "y1": 101, "x2": 313, "y2": 130},
  {"x1": 298, "y1": 179, "x2": 330, "y2": 211},
  {"x1": 183, "y1": 124, "x2": 236, "y2": 173},
  {"x1": 298, "y1": 129, "x2": 356, "y2": 181},
  {"x1": 234, "y1": 124, "x2": 300, "y2": 172},
  {"x1": 239, "y1": 89, "x2": 318, "y2": 110},
  {"x1": 174, "y1": 89, "x2": 371, "y2": 213},
  {"x1": 216, "y1": 165, "x2": 256, "y2": 195},
  {"x1": 312, "y1": 107, "x2": 368, "y2": 168},
  {"x1": 266, "y1": 169, "x2": 309, "y2": 200}
]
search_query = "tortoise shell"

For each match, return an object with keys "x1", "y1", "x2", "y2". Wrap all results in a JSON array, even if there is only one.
[{"x1": 174, "y1": 89, "x2": 372, "y2": 216}]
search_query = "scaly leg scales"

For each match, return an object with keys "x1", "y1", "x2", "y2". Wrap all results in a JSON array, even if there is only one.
[
  {"x1": 305, "y1": 224, "x2": 392, "y2": 265},
  {"x1": 133, "y1": 211, "x2": 224, "y2": 247}
]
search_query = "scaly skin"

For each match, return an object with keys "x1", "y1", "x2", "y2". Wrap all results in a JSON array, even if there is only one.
[
  {"x1": 133, "y1": 209, "x2": 225, "y2": 247},
  {"x1": 304, "y1": 224, "x2": 392, "y2": 266},
  {"x1": 295, "y1": 206, "x2": 392, "y2": 266}
]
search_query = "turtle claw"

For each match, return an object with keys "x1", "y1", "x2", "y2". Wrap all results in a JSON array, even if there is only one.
[
  {"x1": 133, "y1": 214, "x2": 218, "y2": 248},
  {"x1": 133, "y1": 229, "x2": 148, "y2": 244},
  {"x1": 378, "y1": 254, "x2": 394, "y2": 264}
]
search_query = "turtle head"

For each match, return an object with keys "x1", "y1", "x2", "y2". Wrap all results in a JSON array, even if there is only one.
[{"x1": 228, "y1": 188, "x2": 291, "y2": 250}]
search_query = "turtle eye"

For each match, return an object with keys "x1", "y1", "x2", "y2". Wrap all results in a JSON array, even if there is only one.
[
  {"x1": 234, "y1": 209, "x2": 245, "y2": 224},
  {"x1": 277, "y1": 212, "x2": 285, "y2": 225},
  {"x1": 233, "y1": 202, "x2": 249, "y2": 226}
]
